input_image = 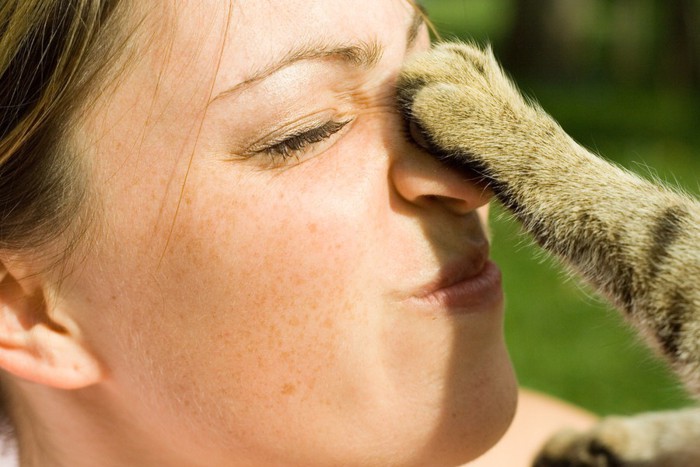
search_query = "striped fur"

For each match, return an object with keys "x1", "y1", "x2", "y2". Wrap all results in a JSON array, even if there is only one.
[{"x1": 397, "y1": 42, "x2": 700, "y2": 466}]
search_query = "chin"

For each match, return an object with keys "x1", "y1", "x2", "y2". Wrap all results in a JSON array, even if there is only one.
[
  {"x1": 369, "y1": 348, "x2": 517, "y2": 467},
  {"x1": 416, "y1": 345, "x2": 518, "y2": 467},
  {"x1": 349, "y1": 307, "x2": 517, "y2": 466},
  {"x1": 426, "y1": 370, "x2": 518, "y2": 467}
]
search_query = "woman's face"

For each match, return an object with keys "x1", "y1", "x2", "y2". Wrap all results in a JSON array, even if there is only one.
[{"x1": 64, "y1": 0, "x2": 517, "y2": 465}]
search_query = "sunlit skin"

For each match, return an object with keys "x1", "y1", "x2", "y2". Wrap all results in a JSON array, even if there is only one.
[{"x1": 7, "y1": 1, "x2": 517, "y2": 465}]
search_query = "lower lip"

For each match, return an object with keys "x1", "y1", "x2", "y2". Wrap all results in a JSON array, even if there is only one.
[{"x1": 415, "y1": 261, "x2": 504, "y2": 314}]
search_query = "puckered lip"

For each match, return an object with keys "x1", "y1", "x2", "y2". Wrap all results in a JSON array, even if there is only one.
[{"x1": 410, "y1": 246, "x2": 490, "y2": 300}]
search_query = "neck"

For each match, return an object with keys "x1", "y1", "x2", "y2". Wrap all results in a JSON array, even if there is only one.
[{"x1": 3, "y1": 380, "x2": 183, "y2": 467}]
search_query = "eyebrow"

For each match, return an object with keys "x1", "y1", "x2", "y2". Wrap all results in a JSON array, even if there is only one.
[{"x1": 211, "y1": 8, "x2": 425, "y2": 103}]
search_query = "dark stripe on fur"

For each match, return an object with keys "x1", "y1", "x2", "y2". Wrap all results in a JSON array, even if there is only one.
[
  {"x1": 647, "y1": 206, "x2": 686, "y2": 281},
  {"x1": 608, "y1": 231, "x2": 636, "y2": 314},
  {"x1": 657, "y1": 289, "x2": 690, "y2": 359},
  {"x1": 539, "y1": 210, "x2": 636, "y2": 315}
]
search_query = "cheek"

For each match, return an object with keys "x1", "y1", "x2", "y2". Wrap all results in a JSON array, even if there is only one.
[
  {"x1": 175, "y1": 170, "x2": 370, "y2": 319},
  {"x1": 71, "y1": 161, "x2": 382, "y2": 455},
  {"x1": 141, "y1": 161, "x2": 381, "y2": 417}
]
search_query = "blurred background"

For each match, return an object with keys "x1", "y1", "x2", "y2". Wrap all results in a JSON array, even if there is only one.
[{"x1": 420, "y1": 0, "x2": 699, "y2": 415}]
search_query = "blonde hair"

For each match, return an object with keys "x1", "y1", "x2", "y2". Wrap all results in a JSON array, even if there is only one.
[{"x1": 0, "y1": 0, "x2": 129, "y2": 253}]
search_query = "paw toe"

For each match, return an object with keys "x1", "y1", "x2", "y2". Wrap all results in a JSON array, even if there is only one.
[
  {"x1": 533, "y1": 429, "x2": 625, "y2": 467},
  {"x1": 398, "y1": 42, "x2": 493, "y2": 90},
  {"x1": 433, "y1": 42, "x2": 491, "y2": 76}
]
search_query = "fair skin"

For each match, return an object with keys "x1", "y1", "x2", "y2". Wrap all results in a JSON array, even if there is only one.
[{"x1": 0, "y1": 1, "x2": 526, "y2": 465}]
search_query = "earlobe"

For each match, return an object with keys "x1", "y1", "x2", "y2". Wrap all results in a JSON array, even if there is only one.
[{"x1": 0, "y1": 260, "x2": 104, "y2": 390}]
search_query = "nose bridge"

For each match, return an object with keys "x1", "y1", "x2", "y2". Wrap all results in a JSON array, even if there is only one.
[{"x1": 389, "y1": 139, "x2": 492, "y2": 215}]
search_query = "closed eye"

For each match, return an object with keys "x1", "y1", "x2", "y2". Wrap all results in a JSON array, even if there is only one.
[{"x1": 257, "y1": 119, "x2": 352, "y2": 163}]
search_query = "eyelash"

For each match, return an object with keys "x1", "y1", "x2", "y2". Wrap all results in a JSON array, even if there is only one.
[{"x1": 258, "y1": 120, "x2": 352, "y2": 162}]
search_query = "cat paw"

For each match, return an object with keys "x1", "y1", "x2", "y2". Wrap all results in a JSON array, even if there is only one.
[
  {"x1": 532, "y1": 424, "x2": 628, "y2": 467},
  {"x1": 396, "y1": 42, "x2": 563, "y2": 183},
  {"x1": 397, "y1": 42, "x2": 499, "y2": 104},
  {"x1": 397, "y1": 42, "x2": 531, "y2": 163},
  {"x1": 534, "y1": 410, "x2": 700, "y2": 467}
]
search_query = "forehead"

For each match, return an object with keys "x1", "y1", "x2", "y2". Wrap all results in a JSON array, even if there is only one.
[{"x1": 156, "y1": 0, "x2": 415, "y2": 95}]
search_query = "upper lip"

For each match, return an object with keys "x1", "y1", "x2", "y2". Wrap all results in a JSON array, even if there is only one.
[{"x1": 411, "y1": 246, "x2": 490, "y2": 299}]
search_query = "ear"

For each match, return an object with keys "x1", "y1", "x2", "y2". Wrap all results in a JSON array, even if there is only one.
[{"x1": 0, "y1": 258, "x2": 104, "y2": 390}]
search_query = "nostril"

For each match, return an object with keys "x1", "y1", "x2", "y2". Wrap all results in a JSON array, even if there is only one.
[
  {"x1": 436, "y1": 195, "x2": 474, "y2": 215},
  {"x1": 390, "y1": 146, "x2": 492, "y2": 215},
  {"x1": 420, "y1": 194, "x2": 475, "y2": 215},
  {"x1": 421, "y1": 194, "x2": 443, "y2": 208}
]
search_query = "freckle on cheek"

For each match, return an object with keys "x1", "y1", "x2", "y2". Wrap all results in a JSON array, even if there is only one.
[{"x1": 281, "y1": 383, "x2": 296, "y2": 396}]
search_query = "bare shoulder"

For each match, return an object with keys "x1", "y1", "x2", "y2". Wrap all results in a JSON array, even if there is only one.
[{"x1": 466, "y1": 388, "x2": 597, "y2": 467}]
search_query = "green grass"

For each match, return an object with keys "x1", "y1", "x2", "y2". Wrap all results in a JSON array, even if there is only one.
[
  {"x1": 422, "y1": 0, "x2": 699, "y2": 416},
  {"x1": 420, "y1": 0, "x2": 515, "y2": 42}
]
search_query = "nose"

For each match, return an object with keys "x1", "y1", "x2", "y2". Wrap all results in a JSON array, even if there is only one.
[{"x1": 390, "y1": 143, "x2": 492, "y2": 215}]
